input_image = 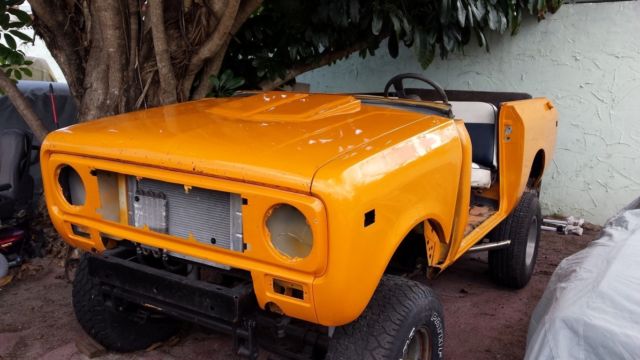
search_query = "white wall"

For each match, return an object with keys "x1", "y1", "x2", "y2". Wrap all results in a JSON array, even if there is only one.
[{"x1": 299, "y1": 1, "x2": 640, "y2": 224}]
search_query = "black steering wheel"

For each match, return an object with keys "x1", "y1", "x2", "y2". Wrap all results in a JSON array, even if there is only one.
[{"x1": 383, "y1": 73, "x2": 449, "y2": 105}]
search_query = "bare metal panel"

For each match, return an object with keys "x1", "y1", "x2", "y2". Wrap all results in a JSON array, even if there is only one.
[
  {"x1": 126, "y1": 176, "x2": 243, "y2": 252},
  {"x1": 133, "y1": 190, "x2": 168, "y2": 233}
]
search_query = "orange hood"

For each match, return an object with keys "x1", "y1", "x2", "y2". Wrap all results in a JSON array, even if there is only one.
[{"x1": 42, "y1": 92, "x2": 442, "y2": 192}]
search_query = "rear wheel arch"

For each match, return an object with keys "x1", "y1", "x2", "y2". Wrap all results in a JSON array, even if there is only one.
[{"x1": 527, "y1": 149, "x2": 546, "y2": 190}]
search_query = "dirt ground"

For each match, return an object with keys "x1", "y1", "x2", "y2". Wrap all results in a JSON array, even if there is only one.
[{"x1": 0, "y1": 228, "x2": 599, "y2": 360}]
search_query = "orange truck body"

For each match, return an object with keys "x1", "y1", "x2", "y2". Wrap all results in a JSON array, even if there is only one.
[{"x1": 41, "y1": 92, "x2": 557, "y2": 326}]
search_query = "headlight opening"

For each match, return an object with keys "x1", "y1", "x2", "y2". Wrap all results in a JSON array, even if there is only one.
[
  {"x1": 57, "y1": 165, "x2": 86, "y2": 206},
  {"x1": 266, "y1": 204, "x2": 313, "y2": 259}
]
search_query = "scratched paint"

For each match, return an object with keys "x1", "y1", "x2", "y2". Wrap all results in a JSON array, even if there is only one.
[{"x1": 299, "y1": 2, "x2": 640, "y2": 224}]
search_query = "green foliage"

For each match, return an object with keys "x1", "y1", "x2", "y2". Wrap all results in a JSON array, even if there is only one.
[
  {"x1": 0, "y1": 0, "x2": 34, "y2": 82},
  {"x1": 206, "y1": 69, "x2": 246, "y2": 98},
  {"x1": 224, "y1": 0, "x2": 561, "y2": 88}
]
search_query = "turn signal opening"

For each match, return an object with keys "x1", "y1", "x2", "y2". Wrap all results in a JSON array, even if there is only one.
[
  {"x1": 71, "y1": 223, "x2": 90, "y2": 239},
  {"x1": 273, "y1": 278, "x2": 304, "y2": 300}
]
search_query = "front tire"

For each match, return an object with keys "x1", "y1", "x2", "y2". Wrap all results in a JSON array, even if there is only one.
[
  {"x1": 489, "y1": 191, "x2": 542, "y2": 289},
  {"x1": 72, "y1": 254, "x2": 179, "y2": 352},
  {"x1": 326, "y1": 275, "x2": 444, "y2": 360}
]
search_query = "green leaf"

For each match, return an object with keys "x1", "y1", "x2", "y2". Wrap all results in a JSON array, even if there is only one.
[
  {"x1": 498, "y1": 11, "x2": 507, "y2": 33},
  {"x1": 4, "y1": 33, "x2": 16, "y2": 50},
  {"x1": 225, "y1": 77, "x2": 245, "y2": 90},
  {"x1": 488, "y1": 6, "x2": 499, "y2": 30},
  {"x1": 0, "y1": 13, "x2": 10, "y2": 27},
  {"x1": 371, "y1": 12, "x2": 383, "y2": 35},
  {"x1": 7, "y1": 8, "x2": 32, "y2": 25},
  {"x1": 209, "y1": 75, "x2": 220, "y2": 89},
  {"x1": 415, "y1": 31, "x2": 436, "y2": 69},
  {"x1": 388, "y1": 32, "x2": 399, "y2": 58},
  {"x1": 349, "y1": 0, "x2": 359, "y2": 23},
  {"x1": 443, "y1": 28, "x2": 456, "y2": 52},
  {"x1": 14, "y1": 68, "x2": 21, "y2": 79},
  {"x1": 389, "y1": 13, "x2": 402, "y2": 35},
  {"x1": 457, "y1": 0, "x2": 467, "y2": 26},
  {"x1": 9, "y1": 30, "x2": 32, "y2": 42},
  {"x1": 475, "y1": 28, "x2": 486, "y2": 48},
  {"x1": 5, "y1": 68, "x2": 11, "y2": 78},
  {"x1": 219, "y1": 69, "x2": 233, "y2": 85},
  {"x1": 19, "y1": 67, "x2": 31, "y2": 77},
  {"x1": 7, "y1": 52, "x2": 23, "y2": 65},
  {"x1": 440, "y1": 0, "x2": 452, "y2": 24},
  {"x1": 475, "y1": 0, "x2": 486, "y2": 19}
]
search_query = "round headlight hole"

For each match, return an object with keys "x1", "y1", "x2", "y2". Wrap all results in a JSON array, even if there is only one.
[
  {"x1": 58, "y1": 165, "x2": 86, "y2": 206},
  {"x1": 266, "y1": 204, "x2": 313, "y2": 259}
]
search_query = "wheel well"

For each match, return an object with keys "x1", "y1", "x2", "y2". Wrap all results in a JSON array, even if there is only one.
[
  {"x1": 385, "y1": 220, "x2": 444, "y2": 276},
  {"x1": 527, "y1": 150, "x2": 545, "y2": 189}
]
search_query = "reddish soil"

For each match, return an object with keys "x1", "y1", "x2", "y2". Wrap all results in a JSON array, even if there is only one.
[{"x1": 0, "y1": 229, "x2": 598, "y2": 360}]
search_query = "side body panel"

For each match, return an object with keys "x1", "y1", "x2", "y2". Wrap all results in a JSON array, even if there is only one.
[
  {"x1": 310, "y1": 119, "x2": 462, "y2": 325},
  {"x1": 448, "y1": 98, "x2": 558, "y2": 262}
]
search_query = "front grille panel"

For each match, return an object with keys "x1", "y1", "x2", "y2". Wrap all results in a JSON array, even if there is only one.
[{"x1": 126, "y1": 177, "x2": 243, "y2": 252}]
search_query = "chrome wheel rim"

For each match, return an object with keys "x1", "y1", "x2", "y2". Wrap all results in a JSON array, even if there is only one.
[
  {"x1": 525, "y1": 216, "x2": 538, "y2": 268},
  {"x1": 403, "y1": 326, "x2": 432, "y2": 360}
]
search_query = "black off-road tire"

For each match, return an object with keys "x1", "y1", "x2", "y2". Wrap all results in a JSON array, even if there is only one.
[
  {"x1": 72, "y1": 254, "x2": 179, "y2": 352},
  {"x1": 326, "y1": 275, "x2": 444, "y2": 360},
  {"x1": 489, "y1": 191, "x2": 542, "y2": 289}
]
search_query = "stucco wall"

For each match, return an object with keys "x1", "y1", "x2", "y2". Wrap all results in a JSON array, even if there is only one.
[{"x1": 299, "y1": 2, "x2": 640, "y2": 224}]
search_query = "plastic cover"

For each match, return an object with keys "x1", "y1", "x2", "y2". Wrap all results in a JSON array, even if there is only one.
[{"x1": 525, "y1": 197, "x2": 640, "y2": 359}]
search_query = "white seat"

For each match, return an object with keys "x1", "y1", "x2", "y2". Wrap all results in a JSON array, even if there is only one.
[
  {"x1": 471, "y1": 162, "x2": 492, "y2": 189},
  {"x1": 449, "y1": 101, "x2": 498, "y2": 168},
  {"x1": 449, "y1": 101, "x2": 497, "y2": 189},
  {"x1": 449, "y1": 101, "x2": 497, "y2": 125}
]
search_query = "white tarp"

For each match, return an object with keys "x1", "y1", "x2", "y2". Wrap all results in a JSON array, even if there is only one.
[{"x1": 525, "y1": 198, "x2": 640, "y2": 360}]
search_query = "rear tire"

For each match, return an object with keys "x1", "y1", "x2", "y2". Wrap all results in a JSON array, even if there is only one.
[
  {"x1": 489, "y1": 191, "x2": 542, "y2": 289},
  {"x1": 326, "y1": 275, "x2": 444, "y2": 360},
  {"x1": 72, "y1": 254, "x2": 179, "y2": 352}
]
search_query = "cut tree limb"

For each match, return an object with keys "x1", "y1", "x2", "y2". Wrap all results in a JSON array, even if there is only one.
[
  {"x1": 148, "y1": 0, "x2": 178, "y2": 104},
  {"x1": 0, "y1": 70, "x2": 48, "y2": 141}
]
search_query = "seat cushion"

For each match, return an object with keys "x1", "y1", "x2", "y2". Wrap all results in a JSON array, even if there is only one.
[
  {"x1": 471, "y1": 163, "x2": 492, "y2": 189},
  {"x1": 449, "y1": 101, "x2": 497, "y2": 168}
]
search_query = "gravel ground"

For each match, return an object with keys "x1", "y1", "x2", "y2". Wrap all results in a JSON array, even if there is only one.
[{"x1": 0, "y1": 228, "x2": 599, "y2": 360}]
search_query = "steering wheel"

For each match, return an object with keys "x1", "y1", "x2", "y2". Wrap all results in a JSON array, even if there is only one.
[{"x1": 383, "y1": 73, "x2": 449, "y2": 105}]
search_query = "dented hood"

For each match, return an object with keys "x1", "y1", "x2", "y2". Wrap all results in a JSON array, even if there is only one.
[{"x1": 43, "y1": 92, "x2": 440, "y2": 192}]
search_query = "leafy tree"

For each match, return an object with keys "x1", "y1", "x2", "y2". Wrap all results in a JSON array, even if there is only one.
[
  {"x1": 0, "y1": 0, "x2": 560, "y2": 139},
  {"x1": 0, "y1": 0, "x2": 47, "y2": 140},
  {"x1": 229, "y1": 0, "x2": 561, "y2": 89}
]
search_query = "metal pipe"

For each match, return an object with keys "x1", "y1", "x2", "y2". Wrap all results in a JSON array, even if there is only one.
[{"x1": 467, "y1": 240, "x2": 511, "y2": 253}]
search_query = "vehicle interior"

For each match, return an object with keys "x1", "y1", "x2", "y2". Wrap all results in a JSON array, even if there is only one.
[{"x1": 376, "y1": 73, "x2": 532, "y2": 235}]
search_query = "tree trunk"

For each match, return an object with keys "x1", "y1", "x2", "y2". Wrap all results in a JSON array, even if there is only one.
[
  {"x1": 0, "y1": 70, "x2": 48, "y2": 141},
  {"x1": 28, "y1": 0, "x2": 262, "y2": 122}
]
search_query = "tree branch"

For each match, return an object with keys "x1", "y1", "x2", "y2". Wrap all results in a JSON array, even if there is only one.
[
  {"x1": 29, "y1": 0, "x2": 86, "y2": 103},
  {"x1": 0, "y1": 72, "x2": 48, "y2": 141},
  {"x1": 191, "y1": 40, "x2": 228, "y2": 99},
  {"x1": 148, "y1": 0, "x2": 178, "y2": 104},
  {"x1": 259, "y1": 38, "x2": 375, "y2": 90},
  {"x1": 190, "y1": 0, "x2": 261, "y2": 99},
  {"x1": 181, "y1": 0, "x2": 240, "y2": 99},
  {"x1": 232, "y1": 0, "x2": 261, "y2": 34}
]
